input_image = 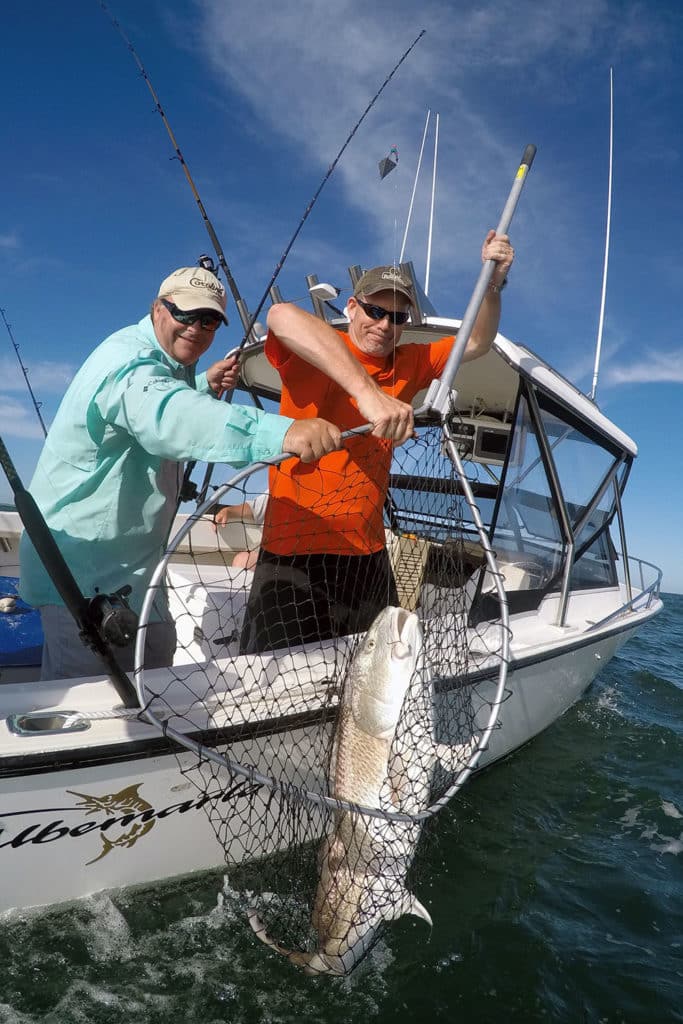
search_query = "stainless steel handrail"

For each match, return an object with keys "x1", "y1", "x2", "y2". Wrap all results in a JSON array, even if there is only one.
[{"x1": 587, "y1": 553, "x2": 663, "y2": 632}]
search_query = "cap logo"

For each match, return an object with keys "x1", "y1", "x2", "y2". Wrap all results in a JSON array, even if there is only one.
[
  {"x1": 380, "y1": 267, "x2": 407, "y2": 284},
  {"x1": 189, "y1": 275, "x2": 224, "y2": 296}
]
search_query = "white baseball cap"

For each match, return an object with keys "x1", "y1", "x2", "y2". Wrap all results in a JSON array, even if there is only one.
[{"x1": 157, "y1": 267, "x2": 228, "y2": 323}]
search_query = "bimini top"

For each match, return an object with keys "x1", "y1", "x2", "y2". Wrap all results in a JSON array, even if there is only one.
[{"x1": 238, "y1": 315, "x2": 637, "y2": 458}]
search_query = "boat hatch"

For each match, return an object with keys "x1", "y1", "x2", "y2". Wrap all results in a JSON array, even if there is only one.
[{"x1": 6, "y1": 710, "x2": 91, "y2": 737}]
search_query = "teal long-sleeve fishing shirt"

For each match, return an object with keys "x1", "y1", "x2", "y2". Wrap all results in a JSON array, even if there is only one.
[{"x1": 19, "y1": 315, "x2": 292, "y2": 614}]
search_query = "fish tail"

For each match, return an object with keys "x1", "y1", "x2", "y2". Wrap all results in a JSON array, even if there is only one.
[
  {"x1": 247, "y1": 909, "x2": 339, "y2": 975},
  {"x1": 247, "y1": 908, "x2": 284, "y2": 954}
]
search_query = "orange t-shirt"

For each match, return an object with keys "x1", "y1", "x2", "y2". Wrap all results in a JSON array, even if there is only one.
[{"x1": 261, "y1": 330, "x2": 454, "y2": 556}]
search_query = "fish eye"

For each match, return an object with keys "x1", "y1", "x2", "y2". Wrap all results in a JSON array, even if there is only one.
[{"x1": 365, "y1": 639, "x2": 376, "y2": 651}]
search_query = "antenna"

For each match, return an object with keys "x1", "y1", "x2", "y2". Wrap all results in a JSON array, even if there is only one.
[
  {"x1": 590, "y1": 67, "x2": 614, "y2": 402},
  {"x1": 425, "y1": 112, "x2": 439, "y2": 296},
  {"x1": 399, "y1": 110, "x2": 431, "y2": 263}
]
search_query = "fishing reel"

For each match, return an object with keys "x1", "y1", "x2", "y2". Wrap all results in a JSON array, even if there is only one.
[
  {"x1": 178, "y1": 477, "x2": 199, "y2": 503},
  {"x1": 197, "y1": 254, "x2": 219, "y2": 278},
  {"x1": 87, "y1": 585, "x2": 138, "y2": 648}
]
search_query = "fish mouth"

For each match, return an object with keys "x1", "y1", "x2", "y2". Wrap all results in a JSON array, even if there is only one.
[{"x1": 391, "y1": 607, "x2": 420, "y2": 660}]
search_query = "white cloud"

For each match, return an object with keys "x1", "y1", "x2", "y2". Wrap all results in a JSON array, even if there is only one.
[
  {"x1": 558, "y1": 335, "x2": 626, "y2": 390},
  {"x1": 604, "y1": 350, "x2": 683, "y2": 385},
  {"x1": 0, "y1": 233, "x2": 19, "y2": 250},
  {"x1": 0, "y1": 359, "x2": 75, "y2": 395},
  {"x1": 187, "y1": 0, "x2": 672, "y2": 316},
  {"x1": 13, "y1": 255, "x2": 67, "y2": 275},
  {"x1": 0, "y1": 395, "x2": 48, "y2": 440}
]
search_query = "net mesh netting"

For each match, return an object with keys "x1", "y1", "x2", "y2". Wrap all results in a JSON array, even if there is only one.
[{"x1": 135, "y1": 423, "x2": 509, "y2": 975}]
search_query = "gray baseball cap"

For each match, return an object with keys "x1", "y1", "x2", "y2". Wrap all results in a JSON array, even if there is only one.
[{"x1": 353, "y1": 265, "x2": 414, "y2": 306}]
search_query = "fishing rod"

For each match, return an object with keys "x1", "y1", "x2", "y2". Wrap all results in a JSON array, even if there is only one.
[
  {"x1": 103, "y1": 7, "x2": 423, "y2": 503},
  {"x1": 194, "y1": 27, "x2": 426, "y2": 506},
  {"x1": 0, "y1": 308, "x2": 48, "y2": 438},
  {"x1": 235, "y1": 28, "x2": 426, "y2": 354},
  {"x1": 421, "y1": 143, "x2": 537, "y2": 418},
  {"x1": 0, "y1": 436, "x2": 139, "y2": 708},
  {"x1": 99, "y1": 1, "x2": 254, "y2": 335},
  {"x1": 100, "y1": 2, "x2": 266, "y2": 505}
]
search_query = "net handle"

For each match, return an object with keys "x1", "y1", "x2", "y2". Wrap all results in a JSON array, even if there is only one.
[{"x1": 420, "y1": 144, "x2": 536, "y2": 417}]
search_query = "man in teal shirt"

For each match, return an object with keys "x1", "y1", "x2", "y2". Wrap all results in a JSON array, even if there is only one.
[{"x1": 19, "y1": 266, "x2": 349, "y2": 679}]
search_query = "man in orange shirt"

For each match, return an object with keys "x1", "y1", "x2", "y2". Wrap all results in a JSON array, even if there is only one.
[{"x1": 240, "y1": 230, "x2": 514, "y2": 653}]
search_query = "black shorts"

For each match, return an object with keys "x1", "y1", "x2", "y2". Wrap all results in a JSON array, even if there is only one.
[{"x1": 239, "y1": 548, "x2": 399, "y2": 654}]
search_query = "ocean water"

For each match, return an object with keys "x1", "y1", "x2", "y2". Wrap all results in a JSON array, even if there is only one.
[{"x1": 1, "y1": 595, "x2": 681, "y2": 1023}]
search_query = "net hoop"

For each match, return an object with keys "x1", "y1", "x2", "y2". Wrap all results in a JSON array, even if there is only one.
[{"x1": 134, "y1": 419, "x2": 510, "y2": 825}]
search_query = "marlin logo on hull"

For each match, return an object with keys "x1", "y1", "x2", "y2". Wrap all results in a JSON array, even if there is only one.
[{"x1": 66, "y1": 784, "x2": 156, "y2": 864}]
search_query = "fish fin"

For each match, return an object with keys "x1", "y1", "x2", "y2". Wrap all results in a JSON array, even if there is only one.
[
  {"x1": 383, "y1": 888, "x2": 433, "y2": 928},
  {"x1": 406, "y1": 894, "x2": 433, "y2": 928},
  {"x1": 328, "y1": 891, "x2": 431, "y2": 976}
]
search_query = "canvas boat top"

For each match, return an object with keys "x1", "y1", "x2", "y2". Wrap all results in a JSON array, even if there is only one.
[{"x1": 239, "y1": 319, "x2": 637, "y2": 458}]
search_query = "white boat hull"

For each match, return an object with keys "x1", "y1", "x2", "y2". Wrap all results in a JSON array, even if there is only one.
[
  {"x1": 0, "y1": 605, "x2": 653, "y2": 916},
  {"x1": 1, "y1": 739, "x2": 323, "y2": 915}
]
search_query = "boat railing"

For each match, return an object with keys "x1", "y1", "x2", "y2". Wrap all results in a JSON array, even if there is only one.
[{"x1": 587, "y1": 553, "x2": 663, "y2": 632}]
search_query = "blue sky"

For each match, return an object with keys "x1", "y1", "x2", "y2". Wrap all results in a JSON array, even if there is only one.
[{"x1": 2, "y1": 0, "x2": 682, "y2": 592}]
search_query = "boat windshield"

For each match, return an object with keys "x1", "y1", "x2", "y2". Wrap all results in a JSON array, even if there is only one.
[
  {"x1": 383, "y1": 382, "x2": 628, "y2": 616},
  {"x1": 491, "y1": 388, "x2": 624, "y2": 597}
]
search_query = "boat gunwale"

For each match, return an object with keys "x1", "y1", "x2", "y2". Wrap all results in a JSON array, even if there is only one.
[{"x1": 0, "y1": 596, "x2": 660, "y2": 780}]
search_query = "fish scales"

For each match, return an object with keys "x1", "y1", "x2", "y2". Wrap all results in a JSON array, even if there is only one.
[
  {"x1": 248, "y1": 606, "x2": 434, "y2": 976},
  {"x1": 333, "y1": 705, "x2": 393, "y2": 806}
]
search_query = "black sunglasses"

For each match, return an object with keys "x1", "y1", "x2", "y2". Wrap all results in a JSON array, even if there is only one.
[
  {"x1": 160, "y1": 298, "x2": 224, "y2": 330},
  {"x1": 356, "y1": 298, "x2": 410, "y2": 326}
]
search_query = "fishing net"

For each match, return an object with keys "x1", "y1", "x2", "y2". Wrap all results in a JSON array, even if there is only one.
[{"x1": 135, "y1": 419, "x2": 509, "y2": 975}]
